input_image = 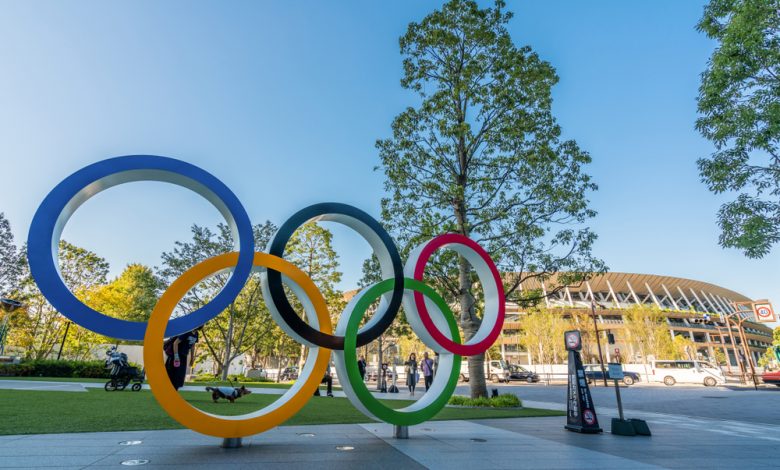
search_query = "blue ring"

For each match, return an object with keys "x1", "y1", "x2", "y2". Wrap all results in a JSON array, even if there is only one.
[{"x1": 27, "y1": 155, "x2": 255, "y2": 340}]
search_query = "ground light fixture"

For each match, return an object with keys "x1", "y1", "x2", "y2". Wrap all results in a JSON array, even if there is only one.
[{"x1": 120, "y1": 460, "x2": 149, "y2": 466}]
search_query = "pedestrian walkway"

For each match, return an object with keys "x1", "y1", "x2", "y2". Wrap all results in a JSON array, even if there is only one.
[{"x1": 2, "y1": 411, "x2": 779, "y2": 468}]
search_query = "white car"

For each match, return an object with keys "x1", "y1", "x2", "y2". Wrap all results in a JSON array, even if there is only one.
[{"x1": 649, "y1": 360, "x2": 725, "y2": 387}]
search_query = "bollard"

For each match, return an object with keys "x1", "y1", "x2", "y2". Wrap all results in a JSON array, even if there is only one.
[{"x1": 393, "y1": 425, "x2": 409, "y2": 439}]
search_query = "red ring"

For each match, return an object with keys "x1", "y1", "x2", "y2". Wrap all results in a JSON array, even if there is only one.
[{"x1": 412, "y1": 233, "x2": 505, "y2": 356}]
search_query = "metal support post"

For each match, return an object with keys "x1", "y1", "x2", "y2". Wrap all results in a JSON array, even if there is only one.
[
  {"x1": 393, "y1": 425, "x2": 408, "y2": 439},
  {"x1": 221, "y1": 438, "x2": 242, "y2": 448}
]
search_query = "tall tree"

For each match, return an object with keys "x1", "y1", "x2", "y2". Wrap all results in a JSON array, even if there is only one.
[
  {"x1": 283, "y1": 222, "x2": 345, "y2": 372},
  {"x1": 0, "y1": 212, "x2": 22, "y2": 297},
  {"x1": 12, "y1": 241, "x2": 109, "y2": 359},
  {"x1": 696, "y1": 0, "x2": 780, "y2": 257},
  {"x1": 158, "y1": 222, "x2": 277, "y2": 380},
  {"x1": 376, "y1": 0, "x2": 603, "y2": 397}
]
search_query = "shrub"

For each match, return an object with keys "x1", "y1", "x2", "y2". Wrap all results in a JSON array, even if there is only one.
[
  {"x1": 0, "y1": 360, "x2": 114, "y2": 378},
  {"x1": 447, "y1": 394, "x2": 521, "y2": 408},
  {"x1": 192, "y1": 373, "x2": 274, "y2": 383}
]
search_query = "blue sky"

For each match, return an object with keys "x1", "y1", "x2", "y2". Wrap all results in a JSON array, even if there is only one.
[{"x1": 1, "y1": 1, "x2": 778, "y2": 312}]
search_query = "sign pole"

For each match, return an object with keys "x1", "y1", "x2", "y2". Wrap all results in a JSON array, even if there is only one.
[{"x1": 613, "y1": 378, "x2": 624, "y2": 421}]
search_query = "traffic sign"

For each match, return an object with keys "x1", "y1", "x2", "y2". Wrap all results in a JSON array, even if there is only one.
[
  {"x1": 608, "y1": 363, "x2": 624, "y2": 380},
  {"x1": 564, "y1": 330, "x2": 582, "y2": 351},
  {"x1": 614, "y1": 347, "x2": 620, "y2": 355},
  {"x1": 753, "y1": 302, "x2": 776, "y2": 323}
]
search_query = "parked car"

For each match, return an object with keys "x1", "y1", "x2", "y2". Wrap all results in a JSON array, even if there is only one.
[
  {"x1": 506, "y1": 364, "x2": 540, "y2": 383},
  {"x1": 460, "y1": 359, "x2": 511, "y2": 383},
  {"x1": 245, "y1": 367, "x2": 268, "y2": 380},
  {"x1": 279, "y1": 366, "x2": 299, "y2": 382},
  {"x1": 760, "y1": 370, "x2": 780, "y2": 387},
  {"x1": 583, "y1": 364, "x2": 640, "y2": 386},
  {"x1": 649, "y1": 360, "x2": 725, "y2": 386}
]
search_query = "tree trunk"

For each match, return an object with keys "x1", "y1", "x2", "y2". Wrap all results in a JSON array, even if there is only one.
[{"x1": 220, "y1": 306, "x2": 235, "y2": 381}]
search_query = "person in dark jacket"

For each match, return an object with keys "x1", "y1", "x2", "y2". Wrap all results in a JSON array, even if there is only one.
[
  {"x1": 358, "y1": 355, "x2": 367, "y2": 381},
  {"x1": 421, "y1": 352, "x2": 435, "y2": 391},
  {"x1": 405, "y1": 353, "x2": 419, "y2": 396},
  {"x1": 165, "y1": 328, "x2": 199, "y2": 390}
]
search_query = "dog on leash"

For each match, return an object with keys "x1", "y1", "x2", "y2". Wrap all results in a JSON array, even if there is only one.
[{"x1": 205, "y1": 385, "x2": 252, "y2": 403}]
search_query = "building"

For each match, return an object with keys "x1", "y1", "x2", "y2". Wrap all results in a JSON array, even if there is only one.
[{"x1": 499, "y1": 272, "x2": 774, "y2": 370}]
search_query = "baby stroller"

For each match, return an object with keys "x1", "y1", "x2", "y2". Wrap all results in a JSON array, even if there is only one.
[{"x1": 104, "y1": 346, "x2": 144, "y2": 391}]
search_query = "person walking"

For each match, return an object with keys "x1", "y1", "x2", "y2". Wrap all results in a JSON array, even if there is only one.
[
  {"x1": 314, "y1": 361, "x2": 334, "y2": 397},
  {"x1": 358, "y1": 355, "x2": 367, "y2": 381},
  {"x1": 164, "y1": 327, "x2": 200, "y2": 391},
  {"x1": 405, "y1": 353, "x2": 419, "y2": 396},
  {"x1": 421, "y1": 352, "x2": 435, "y2": 391}
]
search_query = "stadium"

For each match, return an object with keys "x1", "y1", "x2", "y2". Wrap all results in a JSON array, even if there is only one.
[{"x1": 499, "y1": 272, "x2": 774, "y2": 372}]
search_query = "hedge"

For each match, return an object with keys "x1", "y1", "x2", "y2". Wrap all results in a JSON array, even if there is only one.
[
  {"x1": 0, "y1": 360, "x2": 113, "y2": 378},
  {"x1": 448, "y1": 394, "x2": 522, "y2": 408}
]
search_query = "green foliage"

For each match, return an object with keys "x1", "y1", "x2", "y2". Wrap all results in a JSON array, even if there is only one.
[
  {"x1": 622, "y1": 306, "x2": 675, "y2": 362},
  {"x1": 376, "y1": 0, "x2": 604, "y2": 398},
  {"x1": 520, "y1": 308, "x2": 570, "y2": 364},
  {"x1": 0, "y1": 212, "x2": 22, "y2": 296},
  {"x1": 0, "y1": 359, "x2": 113, "y2": 378},
  {"x1": 758, "y1": 327, "x2": 780, "y2": 368},
  {"x1": 696, "y1": 0, "x2": 780, "y2": 257},
  {"x1": 671, "y1": 334, "x2": 698, "y2": 361},
  {"x1": 88, "y1": 264, "x2": 161, "y2": 323},
  {"x1": 448, "y1": 393, "x2": 521, "y2": 408},
  {"x1": 191, "y1": 373, "x2": 274, "y2": 383},
  {"x1": 11, "y1": 242, "x2": 109, "y2": 360},
  {"x1": 158, "y1": 222, "x2": 278, "y2": 379}
]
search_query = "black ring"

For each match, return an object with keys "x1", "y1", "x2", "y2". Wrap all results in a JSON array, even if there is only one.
[{"x1": 265, "y1": 202, "x2": 404, "y2": 349}]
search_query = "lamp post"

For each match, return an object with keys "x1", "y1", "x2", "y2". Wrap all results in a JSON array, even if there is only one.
[{"x1": 591, "y1": 301, "x2": 608, "y2": 387}]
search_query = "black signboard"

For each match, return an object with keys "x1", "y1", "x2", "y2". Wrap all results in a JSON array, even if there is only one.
[{"x1": 565, "y1": 335, "x2": 602, "y2": 433}]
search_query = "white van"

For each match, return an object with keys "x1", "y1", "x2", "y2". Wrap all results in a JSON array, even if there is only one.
[
  {"x1": 649, "y1": 360, "x2": 726, "y2": 386},
  {"x1": 460, "y1": 360, "x2": 509, "y2": 383}
]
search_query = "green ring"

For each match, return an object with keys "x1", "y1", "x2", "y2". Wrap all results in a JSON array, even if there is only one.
[{"x1": 342, "y1": 278, "x2": 461, "y2": 425}]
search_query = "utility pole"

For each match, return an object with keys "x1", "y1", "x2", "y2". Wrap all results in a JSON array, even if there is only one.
[{"x1": 591, "y1": 301, "x2": 608, "y2": 386}]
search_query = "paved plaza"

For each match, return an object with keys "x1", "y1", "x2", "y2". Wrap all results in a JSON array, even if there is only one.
[{"x1": 2, "y1": 380, "x2": 780, "y2": 469}]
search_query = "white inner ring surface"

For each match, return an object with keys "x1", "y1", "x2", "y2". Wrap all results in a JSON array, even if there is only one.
[
  {"x1": 403, "y1": 241, "x2": 500, "y2": 353},
  {"x1": 333, "y1": 282, "x2": 456, "y2": 422},
  {"x1": 52, "y1": 170, "x2": 240, "y2": 279},
  {"x1": 261, "y1": 212, "x2": 396, "y2": 347},
  {"x1": 202, "y1": 266, "x2": 322, "y2": 420}
]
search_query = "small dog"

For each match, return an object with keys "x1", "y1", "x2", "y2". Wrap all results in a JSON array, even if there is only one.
[{"x1": 205, "y1": 385, "x2": 252, "y2": 403}]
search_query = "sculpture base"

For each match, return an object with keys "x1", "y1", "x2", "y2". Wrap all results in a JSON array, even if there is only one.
[{"x1": 393, "y1": 425, "x2": 408, "y2": 439}]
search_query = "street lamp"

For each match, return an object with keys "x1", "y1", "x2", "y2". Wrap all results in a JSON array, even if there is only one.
[{"x1": 591, "y1": 301, "x2": 608, "y2": 387}]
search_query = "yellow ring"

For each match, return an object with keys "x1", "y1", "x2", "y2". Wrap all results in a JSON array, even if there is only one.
[{"x1": 143, "y1": 252, "x2": 332, "y2": 438}]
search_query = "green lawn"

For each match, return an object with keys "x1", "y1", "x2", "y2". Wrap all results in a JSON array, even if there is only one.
[
  {"x1": 0, "y1": 388, "x2": 562, "y2": 435},
  {"x1": 0, "y1": 376, "x2": 338, "y2": 389}
]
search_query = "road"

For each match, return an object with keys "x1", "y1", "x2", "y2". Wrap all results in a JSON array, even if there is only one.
[{"x1": 456, "y1": 382, "x2": 780, "y2": 425}]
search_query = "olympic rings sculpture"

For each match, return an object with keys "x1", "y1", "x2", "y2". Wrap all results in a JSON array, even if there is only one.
[{"x1": 27, "y1": 155, "x2": 506, "y2": 438}]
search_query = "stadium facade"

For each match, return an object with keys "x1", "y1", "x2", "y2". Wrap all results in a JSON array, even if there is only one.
[{"x1": 499, "y1": 272, "x2": 774, "y2": 370}]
